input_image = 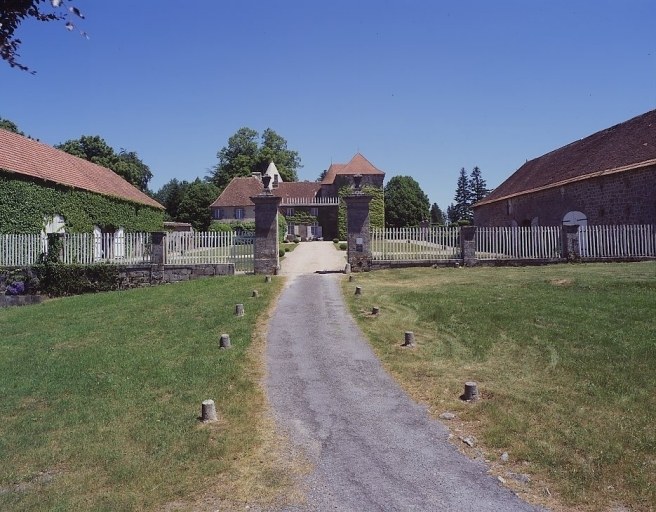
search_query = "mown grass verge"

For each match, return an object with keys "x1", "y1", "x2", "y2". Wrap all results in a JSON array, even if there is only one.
[
  {"x1": 343, "y1": 262, "x2": 655, "y2": 511},
  {"x1": 0, "y1": 275, "x2": 301, "y2": 511}
]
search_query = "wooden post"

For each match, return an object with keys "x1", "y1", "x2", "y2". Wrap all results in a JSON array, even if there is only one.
[
  {"x1": 403, "y1": 331, "x2": 415, "y2": 347},
  {"x1": 372, "y1": 306, "x2": 380, "y2": 316},
  {"x1": 355, "y1": 286, "x2": 362, "y2": 295},
  {"x1": 265, "y1": 275, "x2": 272, "y2": 283},
  {"x1": 201, "y1": 399, "x2": 218, "y2": 422},
  {"x1": 348, "y1": 275, "x2": 354, "y2": 282},
  {"x1": 235, "y1": 304, "x2": 244, "y2": 316},
  {"x1": 252, "y1": 290, "x2": 259, "y2": 298}
]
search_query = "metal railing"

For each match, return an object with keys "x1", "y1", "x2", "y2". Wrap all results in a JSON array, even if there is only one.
[{"x1": 371, "y1": 226, "x2": 460, "y2": 261}]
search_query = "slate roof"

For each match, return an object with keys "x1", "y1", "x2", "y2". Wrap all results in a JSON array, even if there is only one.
[
  {"x1": 321, "y1": 153, "x2": 385, "y2": 184},
  {"x1": 0, "y1": 129, "x2": 163, "y2": 209},
  {"x1": 475, "y1": 109, "x2": 656, "y2": 207},
  {"x1": 209, "y1": 177, "x2": 322, "y2": 208}
]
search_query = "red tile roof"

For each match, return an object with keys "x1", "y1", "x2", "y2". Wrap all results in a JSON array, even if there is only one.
[
  {"x1": 321, "y1": 153, "x2": 384, "y2": 184},
  {"x1": 209, "y1": 177, "x2": 322, "y2": 208},
  {"x1": 476, "y1": 109, "x2": 656, "y2": 207},
  {"x1": 210, "y1": 177, "x2": 262, "y2": 207},
  {"x1": 0, "y1": 129, "x2": 163, "y2": 209}
]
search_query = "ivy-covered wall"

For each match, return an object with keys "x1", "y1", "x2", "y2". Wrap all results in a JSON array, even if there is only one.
[
  {"x1": 337, "y1": 185, "x2": 384, "y2": 240},
  {"x1": 0, "y1": 171, "x2": 164, "y2": 234}
]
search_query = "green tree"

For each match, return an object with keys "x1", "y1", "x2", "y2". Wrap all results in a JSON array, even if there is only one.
[
  {"x1": 208, "y1": 127, "x2": 301, "y2": 191},
  {"x1": 451, "y1": 167, "x2": 473, "y2": 224},
  {"x1": 57, "y1": 135, "x2": 153, "y2": 192},
  {"x1": 1, "y1": 1, "x2": 85, "y2": 73},
  {"x1": 257, "y1": 128, "x2": 300, "y2": 182},
  {"x1": 384, "y1": 176, "x2": 430, "y2": 228},
  {"x1": 469, "y1": 166, "x2": 490, "y2": 204},
  {"x1": 430, "y1": 203, "x2": 446, "y2": 225},
  {"x1": 153, "y1": 178, "x2": 184, "y2": 220},
  {"x1": 0, "y1": 117, "x2": 22, "y2": 134},
  {"x1": 176, "y1": 179, "x2": 219, "y2": 231}
]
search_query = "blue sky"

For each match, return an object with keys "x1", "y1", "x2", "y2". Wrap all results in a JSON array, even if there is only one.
[{"x1": 2, "y1": 0, "x2": 655, "y2": 210}]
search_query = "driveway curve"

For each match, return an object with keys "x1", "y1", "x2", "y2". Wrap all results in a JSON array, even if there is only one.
[{"x1": 266, "y1": 247, "x2": 540, "y2": 511}]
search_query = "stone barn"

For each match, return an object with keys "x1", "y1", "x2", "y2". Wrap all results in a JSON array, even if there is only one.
[{"x1": 473, "y1": 109, "x2": 656, "y2": 227}]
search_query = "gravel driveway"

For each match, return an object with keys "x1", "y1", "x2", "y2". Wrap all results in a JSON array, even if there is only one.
[{"x1": 266, "y1": 245, "x2": 540, "y2": 511}]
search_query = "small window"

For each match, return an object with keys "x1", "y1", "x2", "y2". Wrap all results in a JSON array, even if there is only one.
[
  {"x1": 215, "y1": 208, "x2": 225, "y2": 220},
  {"x1": 235, "y1": 208, "x2": 245, "y2": 220},
  {"x1": 286, "y1": 207, "x2": 294, "y2": 217},
  {"x1": 287, "y1": 223, "x2": 295, "y2": 235},
  {"x1": 310, "y1": 207, "x2": 319, "y2": 216}
]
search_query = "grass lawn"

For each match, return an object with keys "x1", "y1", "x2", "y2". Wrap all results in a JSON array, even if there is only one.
[
  {"x1": 0, "y1": 275, "x2": 299, "y2": 511},
  {"x1": 343, "y1": 262, "x2": 655, "y2": 511}
]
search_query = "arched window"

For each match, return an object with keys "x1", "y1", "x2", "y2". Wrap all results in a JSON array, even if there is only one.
[
  {"x1": 562, "y1": 211, "x2": 587, "y2": 227},
  {"x1": 43, "y1": 214, "x2": 66, "y2": 234}
]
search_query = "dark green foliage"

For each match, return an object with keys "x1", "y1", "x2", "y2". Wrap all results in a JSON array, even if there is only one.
[
  {"x1": 208, "y1": 220, "x2": 256, "y2": 233},
  {"x1": 175, "y1": 179, "x2": 218, "y2": 231},
  {"x1": 0, "y1": 117, "x2": 22, "y2": 134},
  {"x1": 0, "y1": 172, "x2": 164, "y2": 234},
  {"x1": 469, "y1": 166, "x2": 490, "y2": 204},
  {"x1": 451, "y1": 167, "x2": 473, "y2": 224},
  {"x1": 337, "y1": 185, "x2": 384, "y2": 240},
  {"x1": 1, "y1": 1, "x2": 84, "y2": 73},
  {"x1": 56, "y1": 135, "x2": 153, "y2": 192},
  {"x1": 208, "y1": 127, "x2": 301, "y2": 191},
  {"x1": 430, "y1": 203, "x2": 446, "y2": 225},
  {"x1": 31, "y1": 263, "x2": 120, "y2": 296},
  {"x1": 278, "y1": 213, "x2": 287, "y2": 243},
  {"x1": 449, "y1": 166, "x2": 490, "y2": 223},
  {"x1": 384, "y1": 176, "x2": 430, "y2": 228}
]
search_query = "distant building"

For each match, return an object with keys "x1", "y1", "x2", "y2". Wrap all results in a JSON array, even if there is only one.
[
  {"x1": 210, "y1": 153, "x2": 385, "y2": 240},
  {"x1": 473, "y1": 109, "x2": 656, "y2": 227}
]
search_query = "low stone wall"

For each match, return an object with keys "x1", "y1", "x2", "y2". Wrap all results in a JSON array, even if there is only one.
[
  {"x1": 0, "y1": 263, "x2": 235, "y2": 305},
  {"x1": 118, "y1": 264, "x2": 235, "y2": 288}
]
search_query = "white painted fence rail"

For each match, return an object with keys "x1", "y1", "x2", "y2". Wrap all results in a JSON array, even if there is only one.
[
  {"x1": 165, "y1": 231, "x2": 254, "y2": 271},
  {"x1": 280, "y1": 197, "x2": 339, "y2": 205},
  {"x1": 579, "y1": 224, "x2": 656, "y2": 258},
  {"x1": 0, "y1": 232, "x2": 152, "y2": 265},
  {"x1": 0, "y1": 234, "x2": 45, "y2": 266},
  {"x1": 371, "y1": 226, "x2": 460, "y2": 260},
  {"x1": 476, "y1": 226, "x2": 562, "y2": 260}
]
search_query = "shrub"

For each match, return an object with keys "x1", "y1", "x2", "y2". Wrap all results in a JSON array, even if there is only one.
[
  {"x1": 293, "y1": 238, "x2": 300, "y2": 244},
  {"x1": 279, "y1": 248, "x2": 285, "y2": 257},
  {"x1": 338, "y1": 242, "x2": 347, "y2": 251},
  {"x1": 32, "y1": 263, "x2": 120, "y2": 297},
  {"x1": 333, "y1": 238, "x2": 339, "y2": 244}
]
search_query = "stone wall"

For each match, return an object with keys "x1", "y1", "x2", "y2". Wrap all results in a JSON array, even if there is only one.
[
  {"x1": 0, "y1": 263, "x2": 234, "y2": 306},
  {"x1": 474, "y1": 166, "x2": 656, "y2": 227}
]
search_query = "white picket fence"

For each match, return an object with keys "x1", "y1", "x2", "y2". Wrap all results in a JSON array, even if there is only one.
[
  {"x1": 0, "y1": 232, "x2": 153, "y2": 266},
  {"x1": 371, "y1": 226, "x2": 460, "y2": 260},
  {"x1": 476, "y1": 226, "x2": 562, "y2": 260},
  {"x1": 579, "y1": 224, "x2": 656, "y2": 258},
  {"x1": 164, "y1": 231, "x2": 254, "y2": 271}
]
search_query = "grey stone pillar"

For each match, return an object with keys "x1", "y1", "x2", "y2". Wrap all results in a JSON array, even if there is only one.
[
  {"x1": 561, "y1": 225, "x2": 580, "y2": 260},
  {"x1": 150, "y1": 232, "x2": 166, "y2": 266},
  {"x1": 460, "y1": 226, "x2": 477, "y2": 266},
  {"x1": 252, "y1": 194, "x2": 281, "y2": 274},
  {"x1": 344, "y1": 194, "x2": 372, "y2": 272}
]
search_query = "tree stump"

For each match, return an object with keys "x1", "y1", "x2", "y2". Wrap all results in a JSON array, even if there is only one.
[
  {"x1": 348, "y1": 275, "x2": 354, "y2": 282},
  {"x1": 252, "y1": 290, "x2": 259, "y2": 298},
  {"x1": 219, "y1": 334, "x2": 231, "y2": 349},
  {"x1": 265, "y1": 275, "x2": 272, "y2": 283},
  {"x1": 235, "y1": 304, "x2": 244, "y2": 316},
  {"x1": 355, "y1": 286, "x2": 362, "y2": 296},
  {"x1": 372, "y1": 306, "x2": 380, "y2": 316},
  {"x1": 201, "y1": 399, "x2": 218, "y2": 422},
  {"x1": 463, "y1": 381, "x2": 479, "y2": 401}
]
